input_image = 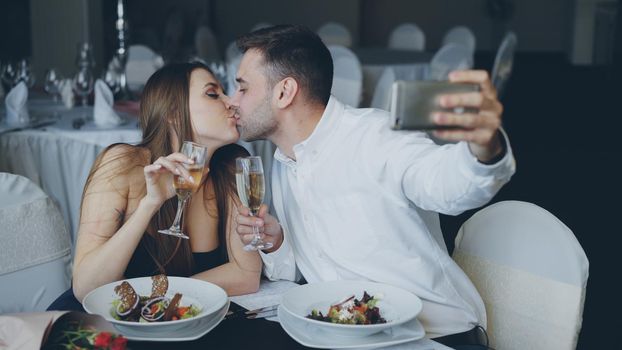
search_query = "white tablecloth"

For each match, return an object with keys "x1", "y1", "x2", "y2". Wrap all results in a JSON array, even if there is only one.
[{"x1": 0, "y1": 98, "x2": 141, "y2": 251}]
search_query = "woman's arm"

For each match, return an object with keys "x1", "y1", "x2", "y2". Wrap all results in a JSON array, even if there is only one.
[
  {"x1": 73, "y1": 146, "x2": 195, "y2": 301},
  {"x1": 72, "y1": 146, "x2": 155, "y2": 301},
  {"x1": 192, "y1": 197, "x2": 262, "y2": 296}
]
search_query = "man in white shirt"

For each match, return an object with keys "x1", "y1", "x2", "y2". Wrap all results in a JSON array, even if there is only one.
[{"x1": 230, "y1": 25, "x2": 515, "y2": 348}]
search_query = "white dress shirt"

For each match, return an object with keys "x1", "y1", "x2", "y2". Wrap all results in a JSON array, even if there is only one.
[{"x1": 260, "y1": 97, "x2": 516, "y2": 337}]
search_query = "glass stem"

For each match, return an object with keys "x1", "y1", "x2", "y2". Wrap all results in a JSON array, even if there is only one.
[
  {"x1": 171, "y1": 195, "x2": 189, "y2": 232},
  {"x1": 250, "y1": 212, "x2": 261, "y2": 244}
]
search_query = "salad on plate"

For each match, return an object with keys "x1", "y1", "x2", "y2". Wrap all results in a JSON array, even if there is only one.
[{"x1": 306, "y1": 291, "x2": 387, "y2": 325}]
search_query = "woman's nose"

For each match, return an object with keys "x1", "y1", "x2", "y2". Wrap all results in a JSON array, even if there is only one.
[{"x1": 224, "y1": 92, "x2": 239, "y2": 111}]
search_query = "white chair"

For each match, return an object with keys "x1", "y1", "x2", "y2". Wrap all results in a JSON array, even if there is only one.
[
  {"x1": 317, "y1": 22, "x2": 352, "y2": 47},
  {"x1": 194, "y1": 25, "x2": 222, "y2": 63},
  {"x1": 442, "y1": 26, "x2": 476, "y2": 55},
  {"x1": 428, "y1": 43, "x2": 474, "y2": 81},
  {"x1": 327, "y1": 45, "x2": 363, "y2": 107},
  {"x1": 370, "y1": 67, "x2": 397, "y2": 111},
  {"x1": 251, "y1": 22, "x2": 273, "y2": 32},
  {"x1": 388, "y1": 23, "x2": 426, "y2": 51},
  {"x1": 225, "y1": 41, "x2": 242, "y2": 64},
  {"x1": 491, "y1": 31, "x2": 518, "y2": 98},
  {"x1": 0, "y1": 173, "x2": 72, "y2": 313},
  {"x1": 453, "y1": 201, "x2": 588, "y2": 350},
  {"x1": 125, "y1": 44, "x2": 164, "y2": 93}
]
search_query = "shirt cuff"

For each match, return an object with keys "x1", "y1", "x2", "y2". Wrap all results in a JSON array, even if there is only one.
[
  {"x1": 457, "y1": 128, "x2": 516, "y2": 180},
  {"x1": 259, "y1": 231, "x2": 297, "y2": 281}
]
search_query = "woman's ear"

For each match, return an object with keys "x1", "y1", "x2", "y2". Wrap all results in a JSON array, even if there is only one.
[{"x1": 274, "y1": 77, "x2": 298, "y2": 109}]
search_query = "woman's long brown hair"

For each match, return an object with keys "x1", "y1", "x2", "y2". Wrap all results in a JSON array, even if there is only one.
[{"x1": 81, "y1": 62, "x2": 248, "y2": 276}]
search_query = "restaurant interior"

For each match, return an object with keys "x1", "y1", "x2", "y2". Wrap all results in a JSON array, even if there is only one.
[{"x1": 1, "y1": 0, "x2": 620, "y2": 349}]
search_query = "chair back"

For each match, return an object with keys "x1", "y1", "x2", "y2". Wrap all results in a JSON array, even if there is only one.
[
  {"x1": 453, "y1": 201, "x2": 588, "y2": 350},
  {"x1": 388, "y1": 23, "x2": 426, "y2": 51},
  {"x1": 317, "y1": 22, "x2": 353, "y2": 47},
  {"x1": 0, "y1": 173, "x2": 72, "y2": 313},
  {"x1": 194, "y1": 25, "x2": 222, "y2": 63},
  {"x1": 125, "y1": 44, "x2": 164, "y2": 93},
  {"x1": 328, "y1": 45, "x2": 362, "y2": 107},
  {"x1": 251, "y1": 22, "x2": 273, "y2": 32},
  {"x1": 442, "y1": 26, "x2": 476, "y2": 55},
  {"x1": 428, "y1": 43, "x2": 473, "y2": 81},
  {"x1": 491, "y1": 32, "x2": 518, "y2": 98}
]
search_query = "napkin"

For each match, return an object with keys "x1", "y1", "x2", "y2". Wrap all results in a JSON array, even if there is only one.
[
  {"x1": 59, "y1": 78, "x2": 74, "y2": 108},
  {"x1": 4, "y1": 81, "x2": 29, "y2": 126},
  {"x1": 93, "y1": 79, "x2": 122, "y2": 127}
]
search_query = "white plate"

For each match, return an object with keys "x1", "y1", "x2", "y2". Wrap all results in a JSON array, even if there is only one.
[
  {"x1": 83, "y1": 276, "x2": 227, "y2": 334},
  {"x1": 115, "y1": 300, "x2": 229, "y2": 341},
  {"x1": 280, "y1": 280, "x2": 422, "y2": 337},
  {"x1": 278, "y1": 304, "x2": 425, "y2": 349}
]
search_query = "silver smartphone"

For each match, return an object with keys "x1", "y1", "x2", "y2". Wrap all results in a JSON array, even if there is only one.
[{"x1": 390, "y1": 81, "x2": 480, "y2": 130}]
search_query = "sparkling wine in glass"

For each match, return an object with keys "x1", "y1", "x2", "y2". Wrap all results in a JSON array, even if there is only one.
[
  {"x1": 236, "y1": 156, "x2": 272, "y2": 251},
  {"x1": 158, "y1": 141, "x2": 208, "y2": 239}
]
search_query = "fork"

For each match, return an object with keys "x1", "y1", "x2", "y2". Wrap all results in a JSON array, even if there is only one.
[{"x1": 226, "y1": 304, "x2": 279, "y2": 320}]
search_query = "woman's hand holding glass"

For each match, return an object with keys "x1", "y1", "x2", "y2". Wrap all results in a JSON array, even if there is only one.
[
  {"x1": 149, "y1": 141, "x2": 207, "y2": 239},
  {"x1": 143, "y1": 153, "x2": 195, "y2": 208}
]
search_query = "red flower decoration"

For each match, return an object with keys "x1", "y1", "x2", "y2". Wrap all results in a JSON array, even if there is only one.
[
  {"x1": 93, "y1": 331, "x2": 113, "y2": 348},
  {"x1": 111, "y1": 336, "x2": 128, "y2": 350}
]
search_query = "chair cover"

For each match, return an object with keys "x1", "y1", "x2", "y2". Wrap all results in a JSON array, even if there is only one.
[
  {"x1": 125, "y1": 44, "x2": 164, "y2": 93},
  {"x1": 428, "y1": 43, "x2": 474, "y2": 81},
  {"x1": 491, "y1": 32, "x2": 518, "y2": 98},
  {"x1": 251, "y1": 22, "x2": 273, "y2": 32},
  {"x1": 328, "y1": 45, "x2": 363, "y2": 107},
  {"x1": 453, "y1": 201, "x2": 588, "y2": 350},
  {"x1": 388, "y1": 23, "x2": 426, "y2": 51},
  {"x1": 317, "y1": 22, "x2": 353, "y2": 47},
  {"x1": 195, "y1": 25, "x2": 222, "y2": 63},
  {"x1": 0, "y1": 173, "x2": 72, "y2": 313},
  {"x1": 442, "y1": 26, "x2": 476, "y2": 55}
]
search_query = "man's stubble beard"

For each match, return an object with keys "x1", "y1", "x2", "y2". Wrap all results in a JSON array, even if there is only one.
[{"x1": 239, "y1": 95, "x2": 278, "y2": 142}]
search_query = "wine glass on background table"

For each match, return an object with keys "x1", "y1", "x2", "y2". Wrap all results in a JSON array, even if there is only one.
[
  {"x1": 158, "y1": 141, "x2": 208, "y2": 239},
  {"x1": 72, "y1": 68, "x2": 94, "y2": 107},
  {"x1": 236, "y1": 156, "x2": 272, "y2": 251},
  {"x1": 44, "y1": 68, "x2": 63, "y2": 104}
]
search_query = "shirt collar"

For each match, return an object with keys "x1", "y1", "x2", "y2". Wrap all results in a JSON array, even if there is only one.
[{"x1": 275, "y1": 96, "x2": 344, "y2": 166}]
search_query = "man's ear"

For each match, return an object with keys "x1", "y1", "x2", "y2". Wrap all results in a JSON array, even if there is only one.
[{"x1": 274, "y1": 77, "x2": 298, "y2": 109}]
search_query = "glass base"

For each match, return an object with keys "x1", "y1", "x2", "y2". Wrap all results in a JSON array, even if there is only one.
[
  {"x1": 243, "y1": 241, "x2": 273, "y2": 252},
  {"x1": 158, "y1": 229, "x2": 189, "y2": 239}
]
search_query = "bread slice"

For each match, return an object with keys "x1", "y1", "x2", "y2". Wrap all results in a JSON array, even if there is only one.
[
  {"x1": 114, "y1": 281, "x2": 138, "y2": 313},
  {"x1": 151, "y1": 274, "x2": 169, "y2": 298}
]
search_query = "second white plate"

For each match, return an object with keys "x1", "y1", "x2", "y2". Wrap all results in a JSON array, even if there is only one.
[{"x1": 278, "y1": 304, "x2": 425, "y2": 349}]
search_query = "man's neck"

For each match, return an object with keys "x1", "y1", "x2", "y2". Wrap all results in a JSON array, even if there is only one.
[{"x1": 270, "y1": 102, "x2": 325, "y2": 160}]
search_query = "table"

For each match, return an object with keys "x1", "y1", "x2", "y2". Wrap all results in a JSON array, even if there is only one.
[{"x1": 0, "y1": 97, "x2": 142, "y2": 249}]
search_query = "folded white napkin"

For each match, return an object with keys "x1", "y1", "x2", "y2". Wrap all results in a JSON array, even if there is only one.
[
  {"x1": 5, "y1": 81, "x2": 29, "y2": 125},
  {"x1": 93, "y1": 79, "x2": 122, "y2": 127},
  {"x1": 59, "y1": 78, "x2": 74, "y2": 108}
]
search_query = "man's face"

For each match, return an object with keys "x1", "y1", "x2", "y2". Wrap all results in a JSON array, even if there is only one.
[{"x1": 230, "y1": 49, "x2": 278, "y2": 142}]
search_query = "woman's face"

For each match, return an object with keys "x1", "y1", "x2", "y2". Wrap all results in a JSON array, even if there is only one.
[{"x1": 188, "y1": 68, "x2": 238, "y2": 147}]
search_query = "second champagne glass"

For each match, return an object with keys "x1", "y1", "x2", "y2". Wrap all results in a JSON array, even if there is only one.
[
  {"x1": 236, "y1": 156, "x2": 273, "y2": 251},
  {"x1": 158, "y1": 141, "x2": 208, "y2": 239}
]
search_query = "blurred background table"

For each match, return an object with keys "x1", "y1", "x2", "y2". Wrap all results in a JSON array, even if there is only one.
[{"x1": 0, "y1": 96, "x2": 141, "y2": 251}]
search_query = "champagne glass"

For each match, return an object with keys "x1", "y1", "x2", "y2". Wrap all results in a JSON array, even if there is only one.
[
  {"x1": 44, "y1": 68, "x2": 63, "y2": 103},
  {"x1": 158, "y1": 141, "x2": 208, "y2": 239},
  {"x1": 72, "y1": 68, "x2": 94, "y2": 107},
  {"x1": 236, "y1": 156, "x2": 272, "y2": 251}
]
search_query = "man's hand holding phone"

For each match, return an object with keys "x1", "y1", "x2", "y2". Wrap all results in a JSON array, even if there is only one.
[{"x1": 433, "y1": 70, "x2": 504, "y2": 163}]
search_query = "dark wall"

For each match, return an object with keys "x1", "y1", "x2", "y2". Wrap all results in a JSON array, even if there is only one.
[{"x1": 0, "y1": 0, "x2": 31, "y2": 61}]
